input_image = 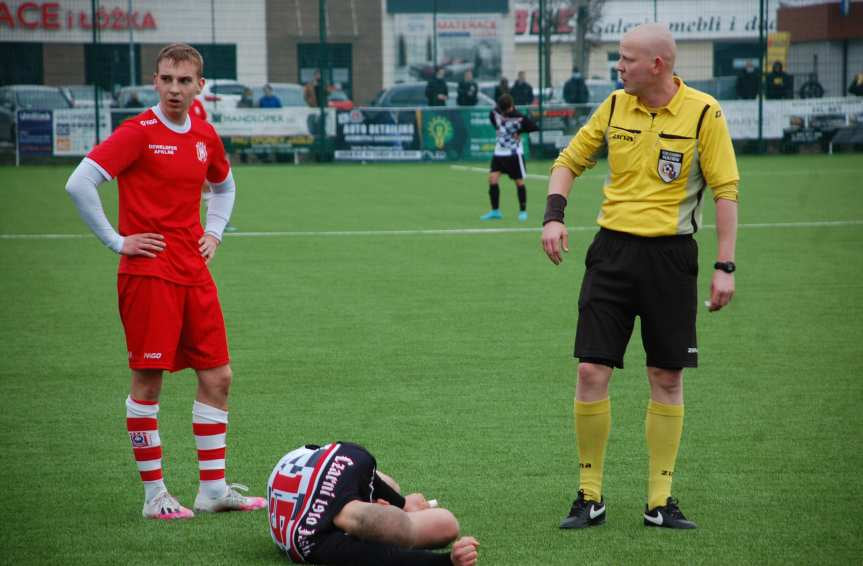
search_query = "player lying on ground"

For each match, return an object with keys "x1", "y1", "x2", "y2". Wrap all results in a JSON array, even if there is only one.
[{"x1": 268, "y1": 442, "x2": 479, "y2": 565}]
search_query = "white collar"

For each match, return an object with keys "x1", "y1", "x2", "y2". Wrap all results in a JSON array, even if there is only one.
[{"x1": 152, "y1": 104, "x2": 191, "y2": 134}]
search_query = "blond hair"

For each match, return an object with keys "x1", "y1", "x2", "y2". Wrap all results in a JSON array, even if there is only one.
[{"x1": 155, "y1": 43, "x2": 204, "y2": 77}]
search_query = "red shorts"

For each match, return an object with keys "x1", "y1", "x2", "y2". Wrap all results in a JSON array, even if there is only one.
[{"x1": 118, "y1": 274, "x2": 230, "y2": 372}]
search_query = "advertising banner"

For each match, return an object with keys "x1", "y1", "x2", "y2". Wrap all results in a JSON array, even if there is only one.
[
  {"x1": 392, "y1": 13, "x2": 503, "y2": 82},
  {"x1": 722, "y1": 97, "x2": 863, "y2": 139},
  {"x1": 53, "y1": 108, "x2": 111, "y2": 156},
  {"x1": 334, "y1": 108, "x2": 422, "y2": 161},
  {"x1": 209, "y1": 108, "x2": 336, "y2": 138},
  {"x1": 16, "y1": 110, "x2": 53, "y2": 157}
]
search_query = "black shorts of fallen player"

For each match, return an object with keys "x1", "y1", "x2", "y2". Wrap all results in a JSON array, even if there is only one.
[{"x1": 574, "y1": 228, "x2": 699, "y2": 369}]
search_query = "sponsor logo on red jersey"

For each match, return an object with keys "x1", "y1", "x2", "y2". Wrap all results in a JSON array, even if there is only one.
[{"x1": 196, "y1": 141, "x2": 208, "y2": 163}]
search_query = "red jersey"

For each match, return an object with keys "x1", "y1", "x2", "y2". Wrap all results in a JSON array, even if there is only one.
[
  {"x1": 190, "y1": 98, "x2": 208, "y2": 121},
  {"x1": 86, "y1": 105, "x2": 230, "y2": 285}
]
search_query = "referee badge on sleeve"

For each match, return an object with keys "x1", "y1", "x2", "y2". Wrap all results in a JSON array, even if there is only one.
[{"x1": 658, "y1": 149, "x2": 683, "y2": 183}]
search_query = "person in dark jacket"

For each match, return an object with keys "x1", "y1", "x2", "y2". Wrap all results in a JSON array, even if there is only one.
[
  {"x1": 425, "y1": 67, "x2": 448, "y2": 106},
  {"x1": 457, "y1": 69, "x2": 479, "y2": 106},
  {"x1": 735, "y1": 61, "x2": 760, "y2": 99},
  {"x1": 765, "y1": 61, "x2": 793, "y2": 99},
  {"x1": 563, "y1": 67, "x2": 589, "y2": 104},
  {"x1": 511, "y1": 71, "x2": 534, "y2": 105},
  {"x1": 849, "y1": 72, "x2": 863, "y2": 96},
  {"x1": 493, "y1": 77, "x2": 510, "y2": 103}
]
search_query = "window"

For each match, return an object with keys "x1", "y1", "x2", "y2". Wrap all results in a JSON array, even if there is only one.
[
  {"x1": 190, "y1": 44, "x2": 237, "y2": 80},
  {"x1": 0, "y1": 43, "x2": 43, "y2": 85}
]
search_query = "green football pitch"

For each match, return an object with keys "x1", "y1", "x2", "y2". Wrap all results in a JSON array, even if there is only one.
[{"x1": 1, "y1": 154, "x2": 862, "y2": 565}]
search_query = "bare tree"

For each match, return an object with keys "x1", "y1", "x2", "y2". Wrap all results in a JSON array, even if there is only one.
[{"x1": 532, "y1": 0, "x2": 606, "y2": 90}]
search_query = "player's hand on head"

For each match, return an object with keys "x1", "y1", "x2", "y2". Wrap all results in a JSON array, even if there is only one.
[
  {"x1": 541, "y1": 222, "x2": 569, "y2": 265},
  {"x1": 121, "y1": 233, "x2": 165, "y2": 258},
  {"x1": 403, "y1": 493, "x2": 429, "y2": 512},
  {"x1": 198, "y1": 233, "x2": 220, "y2": 264},
  {"x1": 450, "y1": 536, "x2": 479, "y2": 566}
]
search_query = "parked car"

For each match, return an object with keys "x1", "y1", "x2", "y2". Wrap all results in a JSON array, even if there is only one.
[
  {"x1": 62, "y1": 85, "x2": 113, "y2": 108},
  {"x1": 584, "y1": 79, "x2": 618, "y2": 103},
  {"x1": 370, "y1": 82, "x2": 495, "y2": 107},
  {"x1": 326, "y1": 88, "x2": 353, "y2": 111},
  {"x1": 249, "y1": 83, "x2": 305, "y2": 107},
  {"x1": 0, "y1": 85, "x2": 73, "y2": 143},
  {"x1": 199, "y1": 79, "x2": 247, "y2": 112},
  {"x1": 113, "y1": 85, "x2": 160, "y2": 109}
]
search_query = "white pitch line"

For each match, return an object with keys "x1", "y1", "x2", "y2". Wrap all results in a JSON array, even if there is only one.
[
  {"x1": 449, "y1": 165, "x2": 863, "y2": 179},
  {"x1": 2, "y1": 220, "x2": 861, "y2": 241}
]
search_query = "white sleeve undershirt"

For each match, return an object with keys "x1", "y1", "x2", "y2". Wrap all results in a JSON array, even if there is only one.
[
  {"x1": 64, "y1": 159, "x2": 124, "y2": 253},
  {"x1": 204, "y1": 170, "x2": 236, "y2": 242}
]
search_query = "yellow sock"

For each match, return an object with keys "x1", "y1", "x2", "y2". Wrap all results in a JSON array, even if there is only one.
[
  {"x1": 645, "y1": 400, "x2": 684, "y2": 510},
  {"x1": 574, "y1": 398, "x2": 610, "y2": 502}
]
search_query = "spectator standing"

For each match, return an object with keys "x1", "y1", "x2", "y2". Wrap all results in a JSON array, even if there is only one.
[
  {"x1": 494, "y1": 77, "x2": 510, "y2": 102},
  {"x1": 259, "y1": 84, "x2": 282, "y2": 108},
  {"x1": 735, "y1": 60, "x2": 760, "y2": 99},
  {"x1": 237, "y1": 87, "x2": 254, "y2": 108},
  {"x1": 511, "y1": 71, "x2": 534, "y2": 106},
  {"x1": 426, "y1": 67, "x2": 448, "y2": 106},
  {"x1": 849, "y1": 72, "x2": 863, "y2": 96},
  {"x1": 457, "y1": 69, "x2": 479, "y2": 106},
  {"x1": 563, "y1": 67, "x2": 589, "y2": 104},
  {"x1": 304, "y1": 70, "x2": 321, "y2": 108},
  {"x1": 765, "y1": 61, "x2": 793, "y2": 99}
]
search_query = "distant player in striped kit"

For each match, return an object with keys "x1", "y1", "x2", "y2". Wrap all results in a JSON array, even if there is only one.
[
  {"x1": 480, "y1": 93, "x2": 538, "y2": 222},
  {"x1": 268, "y1": 442, "x2": 479, "y2": 565},
  {"x1": 65, "y1": 43, "x2": 265, "y2": 520}
]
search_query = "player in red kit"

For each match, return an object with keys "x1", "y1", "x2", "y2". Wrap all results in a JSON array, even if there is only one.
[{"x1": 65, "y1": 43, "x2": 265, "y2": 520}]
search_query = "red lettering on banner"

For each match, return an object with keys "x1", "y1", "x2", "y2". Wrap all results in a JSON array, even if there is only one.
[
  {"x1": 514, "y1": 9, "x2": 527, "y2": 34},
  {"x1": 111, "y1": 7, "x2": 124, "y2": 30},
  {"x1": 0, "y1": 3, "x2": 14, "y2": 28},
  {"x1": 42, "y1": 2, "x2": 59, "y2": 29},
  {"x1": 0, "y1": 2, "x2": 157, "y2": 30},
  {"x1": 17, "y1": 1, "x2": 39, "y2": 29},
  {"x1": 557, "y1": 8, "x2": 574, "y2": 33}
]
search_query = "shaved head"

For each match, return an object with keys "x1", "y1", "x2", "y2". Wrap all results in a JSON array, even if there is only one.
[
  {"x1": 616, "y1": 22, "x2": 680, "y2": 106},
  {"x1": 622, "y1": 23, "x2": 677, "y2": 73}
]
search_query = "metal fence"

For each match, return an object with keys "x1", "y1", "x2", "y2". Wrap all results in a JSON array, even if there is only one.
[{"x1": 1, "y1": 0, "x2": 861, "y2": 165}]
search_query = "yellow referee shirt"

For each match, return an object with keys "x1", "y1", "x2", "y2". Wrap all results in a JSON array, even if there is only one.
[{"x1": 553, "y1": 77, "x2": 739, "y2": 237}]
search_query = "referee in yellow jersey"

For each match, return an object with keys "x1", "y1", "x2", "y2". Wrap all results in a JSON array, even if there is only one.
[{"x1": 542, "y1": 23, "x2": 739, "y2": 530}]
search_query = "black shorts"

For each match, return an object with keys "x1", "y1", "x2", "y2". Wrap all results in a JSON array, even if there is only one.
[
  {"x1": 574, "y1": 228, "x2": 699, "y2": 369},
  {"x1": 490, "y1": 154, "x2": 526, "y2": 180}
]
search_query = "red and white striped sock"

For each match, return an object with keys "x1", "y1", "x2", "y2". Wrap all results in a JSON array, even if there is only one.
[
  {"x1": 126, "y1": 396, "x2": 166, "y2": 502},
  {"x1": 193, "y1": 400, "x2": 229, "y2": 499}
]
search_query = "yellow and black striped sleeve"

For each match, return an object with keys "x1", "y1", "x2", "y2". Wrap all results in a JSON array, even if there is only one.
[
  {"x1": 697, "y1": 103, "x2": 740, "y2": 202},
  {"x1": 551, "y1": 95, "x2": 614, "y2": 177}
]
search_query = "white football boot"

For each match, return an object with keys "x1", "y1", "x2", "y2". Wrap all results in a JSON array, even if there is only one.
[
  {"x1": 143, "y1": 490, "x2": 195, "y2": 520},
  {"x1": 193, "y1": 483, "x2": 267, "y2": 513}
]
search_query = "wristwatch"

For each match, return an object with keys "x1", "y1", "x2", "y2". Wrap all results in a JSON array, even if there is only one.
[{"x1": 714, "y1": 261, "x2": 736, "y2": 273}]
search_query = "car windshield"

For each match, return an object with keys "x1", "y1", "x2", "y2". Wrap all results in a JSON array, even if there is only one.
[
  {"x1": 15, "y1": 89, "x2": 71, "y2": 110},
  {"x1": 67, "y1": 86, "x2": 111, "y2": 102},
  {"x1": 210, "y1": 84, "x2": 246, "y2": 96},
  {"x1": 121, "y1": 88, "x2": 159, "y2": 107}
]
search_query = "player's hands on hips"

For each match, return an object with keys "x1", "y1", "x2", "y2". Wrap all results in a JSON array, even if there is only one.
[
  {"x1": 403, "y1": 493, "x2": 430, "y2": 512},
  {"x1": 121, "y1": 233, "x2": 165, "y2": 258},
  {"x1": 541, "y1": 221, "x2": 569, "y2": 265},
  {"x1": 450, "y1": 536, "x2": 479, "y2": 566},
  {"x1": 707, "y1": 270, "x2": 735, "y2": 312},
  {"x1": 198, "y1": 233, "x2": 220, "y2": 264}
]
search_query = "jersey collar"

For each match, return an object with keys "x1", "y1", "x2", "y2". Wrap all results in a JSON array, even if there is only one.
[
  {"x1": 152, "y1": 104, "x2": 191, "y2": 134},
  {"x1": 634, "y1": 76, "x2": 687, "y2": 117}
]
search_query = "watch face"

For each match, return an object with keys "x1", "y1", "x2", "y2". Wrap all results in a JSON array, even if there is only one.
[{"x1": 715, "y1": 262, "x2": 735, "y2": 273}]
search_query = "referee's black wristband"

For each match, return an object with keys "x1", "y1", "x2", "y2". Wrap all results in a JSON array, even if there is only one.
[{"x1": 543, "y1": 194, "x2": 567, "y2": 226}]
